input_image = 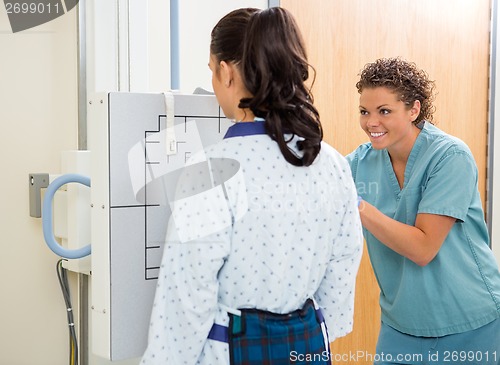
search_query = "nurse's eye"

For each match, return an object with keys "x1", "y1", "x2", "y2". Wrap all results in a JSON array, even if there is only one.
[{"x1": 379, "y1": 109, "x2": 391, "y2": 115}]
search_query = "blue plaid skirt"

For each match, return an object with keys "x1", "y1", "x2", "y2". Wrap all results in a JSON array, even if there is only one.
[{"x1": 227, "y1": 299, "x2": 330, "y2": 365}]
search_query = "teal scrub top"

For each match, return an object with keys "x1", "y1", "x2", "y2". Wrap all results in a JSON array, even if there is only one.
[{"x1": 347, "y1": 122, "x2": 500, "y2": 337}]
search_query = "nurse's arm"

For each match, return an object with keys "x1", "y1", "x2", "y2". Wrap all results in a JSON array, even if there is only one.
[{"x1": 358, "y1": 200, "x2": 456, "y2": 266}]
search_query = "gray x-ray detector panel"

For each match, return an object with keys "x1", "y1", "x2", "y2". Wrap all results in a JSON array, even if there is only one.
[{"x1": 88, "y1": 92, "x2": 231, "y2": 361}]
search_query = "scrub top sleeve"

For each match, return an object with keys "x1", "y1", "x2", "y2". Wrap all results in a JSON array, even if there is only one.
[{"x1": 417, "y1": 150, "x2": 477, "y2": 222}]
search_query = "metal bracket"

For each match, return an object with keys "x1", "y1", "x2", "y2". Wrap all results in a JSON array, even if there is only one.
[{"x1": 29, "y1": 173, "x2": 49, "y2": 218}]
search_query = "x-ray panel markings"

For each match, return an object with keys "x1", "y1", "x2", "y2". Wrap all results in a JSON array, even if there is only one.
[{"x1": 142, "y1": 113, "x2": 228, "y2": 280}]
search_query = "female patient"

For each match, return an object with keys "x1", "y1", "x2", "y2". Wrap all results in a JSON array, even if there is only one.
[
  {"x1": 347, "y1": 57, "x2": 500, "y2": 365},
  {"x1": 141, "y1": 7, "x2": 363, "y2": 365}
]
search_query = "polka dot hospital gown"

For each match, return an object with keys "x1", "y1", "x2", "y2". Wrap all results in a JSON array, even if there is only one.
[{"x1": 140, "y1": 121, "x2": 363, "y2": 364}]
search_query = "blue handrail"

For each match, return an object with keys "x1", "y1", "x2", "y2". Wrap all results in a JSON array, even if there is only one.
[{"x1": 42, "y1": 173, "x2": 91, "y2": 259}]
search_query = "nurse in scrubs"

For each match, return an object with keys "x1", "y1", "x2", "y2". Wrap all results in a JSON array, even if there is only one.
[{"x1": 347, "y1": 57, "x2": 500, "y2": 365}]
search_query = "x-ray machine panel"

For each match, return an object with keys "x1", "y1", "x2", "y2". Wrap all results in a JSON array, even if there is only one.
[{"x1": 88, "y1": 92, "x2": 231, "y2": 361}]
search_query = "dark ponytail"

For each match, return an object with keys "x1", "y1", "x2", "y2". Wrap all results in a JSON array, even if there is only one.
[
  {"x1": 211, "y1": 7, "x2": 323, "y2": 166},
  {"x1": 239, "y1": 7, "x2": 323, "y2": 166}
]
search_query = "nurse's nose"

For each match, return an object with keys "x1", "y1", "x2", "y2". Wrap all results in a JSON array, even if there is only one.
[{"x1": 366, "y1": 114, "x2": 380, "y2": 127}]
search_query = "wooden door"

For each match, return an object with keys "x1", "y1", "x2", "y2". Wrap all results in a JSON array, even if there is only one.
[{"x1": 281, "y1": 0, "x2": 491, "y2": 363}]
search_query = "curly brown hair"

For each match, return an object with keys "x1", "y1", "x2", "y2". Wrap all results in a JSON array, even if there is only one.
[{"x1": 356, "y1": 57, "x2": 436, "y2": 125}]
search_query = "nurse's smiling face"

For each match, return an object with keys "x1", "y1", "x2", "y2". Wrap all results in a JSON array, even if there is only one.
[{"x1": 359, "y1": 87, "x2": 421, "y2": 155}]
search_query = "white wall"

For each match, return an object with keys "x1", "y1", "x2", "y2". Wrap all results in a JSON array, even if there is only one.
[{"x1": 0, "y1": 8, "x2": 79, "y2": 365}]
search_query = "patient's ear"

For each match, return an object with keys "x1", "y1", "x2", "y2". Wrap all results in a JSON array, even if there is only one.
[{"x1": 219, "y1": 60, "x2": 234, "y2": 87}]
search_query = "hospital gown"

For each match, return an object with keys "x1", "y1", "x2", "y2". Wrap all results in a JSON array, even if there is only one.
[{"x1": 140, "y1": 121, "x2": 363, "y2": 365}]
